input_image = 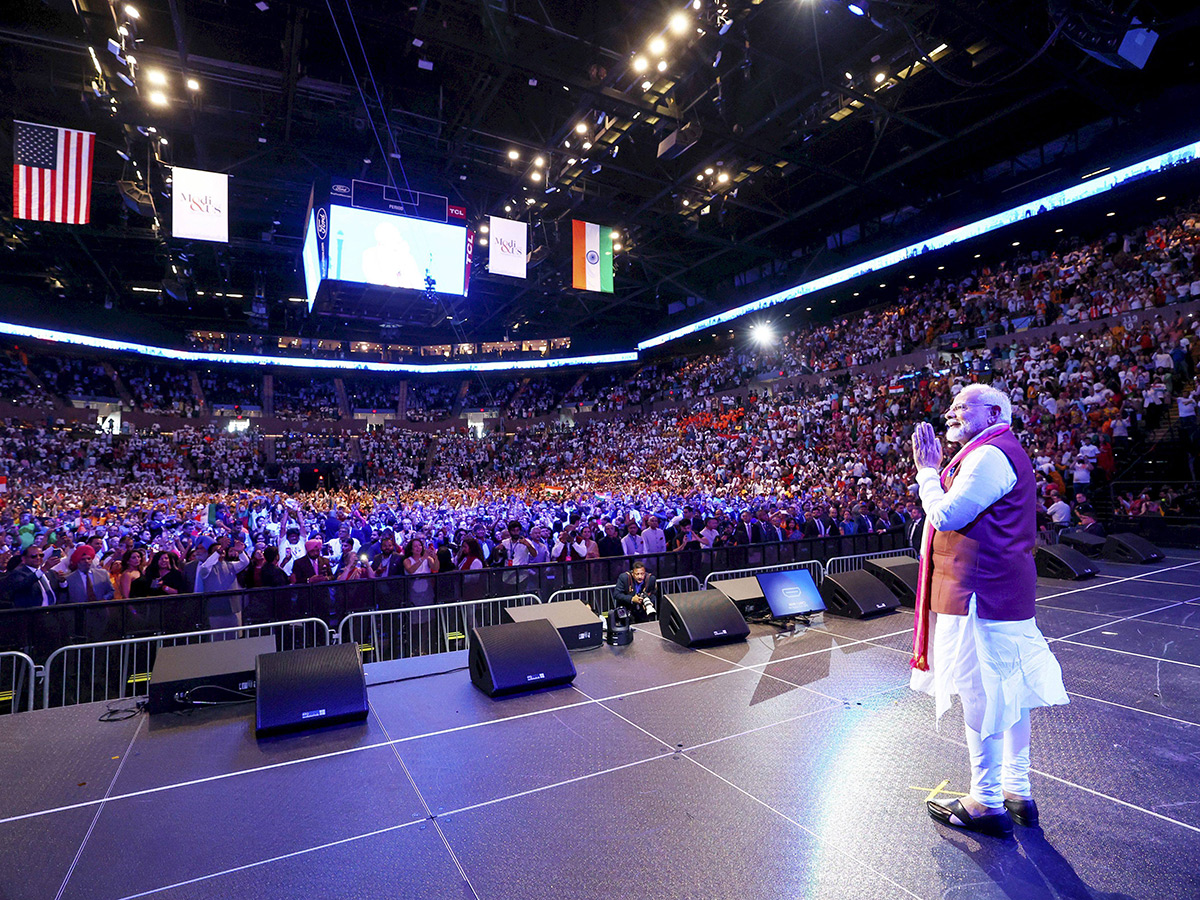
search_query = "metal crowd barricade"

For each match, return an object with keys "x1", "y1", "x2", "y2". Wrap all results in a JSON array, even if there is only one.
[
  {"x1": 704, "y1": 559, "x2": 826, "y2": 589},
  {"x1": 41, "y1": 618, "x2": 332, "y2": 710},
  {"x1": 823, "y1": 548, "x2": 918, "y2": 575},
  {"x1": 338, "y1": 593, "x2": 542, "y2": 664},
  {"x1": 0, "y1": 651, "x2": 36, "y2": 715},
  {"x1": 546, "y1": 575, "x2": 702, "y2": 616}
]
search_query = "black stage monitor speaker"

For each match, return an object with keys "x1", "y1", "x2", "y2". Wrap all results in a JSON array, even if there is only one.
[
  {"x1": 1102, "y1": 532, "x2": 1165, "y2": 564},
  {"x1": 503, "y1": 600, "x2": 604, "y2": 651},
  {"x1": 469, "y1": 618, "x2": 577, "y2": 698},
  {"x1": 1034, "y1": 544, "x2": 1099, "y2": 580},
  {"x1": 820, "y1": 570, "x2": 901, "y2": 619},
  {"x1": 1057, "y1": 530, "x2": 1107, "y2": 558},
  {"x1": 255, "y1": 643, "x2": 368, "y2": 738},
  {"x1": 658, "y1": 589, "x2": 750, "y2": 648},
  {"x1": 863, "y1": 557, "x2": 920, "y2": 608},
  {"x1": 712, "y1": 576, "x2": 768, "y2": 617},
  {"x1": 148, "y1": 635, "x2": 276, "y2": 715}
]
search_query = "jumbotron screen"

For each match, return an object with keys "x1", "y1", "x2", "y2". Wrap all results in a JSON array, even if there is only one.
[{"x1": 326, "y1": 204, "x2": 468, "y2": 296}]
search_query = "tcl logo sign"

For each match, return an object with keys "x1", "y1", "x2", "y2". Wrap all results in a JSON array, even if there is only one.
[{"x1": 448, "y1": 205, "x2": 466, "y2": 221}]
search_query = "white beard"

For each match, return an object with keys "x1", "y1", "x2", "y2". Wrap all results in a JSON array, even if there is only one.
[{"x1": 945, "y1": 423, "x2": 967, "y2": 443}]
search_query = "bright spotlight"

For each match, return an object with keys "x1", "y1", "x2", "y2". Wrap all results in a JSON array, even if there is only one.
[
  {"x1": 575, "y1": 122, "x2": 588, "y2": 134},
  {"x1": 717, "y1": 172, "x2": 729, "y2": 184},
  {"x1": 656, "y1": 60, "x2": 668, "y2": 72},
  {"x1": 124, "y1": 4, "x2": 140, "y2": 19},
  {"x1": 633, "y1": 57, "x2": 649, "y2": 73},
  {"x1": 875, "y1": 72, "x2": 886, "y2": 83},
  {"x1": 508, "y1": 149, "x2": 519, "y2": 160},
  {"x1": 670, "y1": 13, "x2": 689, "y2": 35},
  {"x1": 847, "y1": 3, "x2": 866, "y2": 15},
  {"x1": 649, "y1": 37, "x2": 666, "y2": 55},
  {"x1": 147, "y1": 69, "x2": 167, "y2": 86},
  {"x1": 186, "y1": 77, "x2": 200, "y2": 91},
  {"x1": 148, "y1": 90, "x2": 168, "y2": 106},
  {"x1": 752, "y1": 325, "x2": 774, "y2": 345}
]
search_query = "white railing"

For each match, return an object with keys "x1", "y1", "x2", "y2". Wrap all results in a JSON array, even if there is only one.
[
  {"x1": 704, "y1": 559, "x2": 826, "y2": 589},
  {"x1": 547, "y1": 575, "x2": 702, "y2": 615},
  {"x1": 42, "y1": 618, "x2": 332, "y2": 709},
  {"x1": 1, "y1": 651, "x2": 36, "y2": 715},
  {"x1": 823, "y1": 548, "x2": 918, "y2": 575},
  {"x1": 338, "y1": 594, "x2": 542, "y2": 663}
]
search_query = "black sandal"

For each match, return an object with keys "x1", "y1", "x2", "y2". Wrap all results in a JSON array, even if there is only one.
[
  {"x1": 927, "y1": 799, "x2": 1014, "y2": 838},
  {"x1": 1003, "y1": 797, "x2": 1039, "y2": 827}
]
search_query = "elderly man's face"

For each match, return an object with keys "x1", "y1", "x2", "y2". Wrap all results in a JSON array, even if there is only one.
[{"x1": 945, "y1": 391, "x2": 999, "y2": 444}]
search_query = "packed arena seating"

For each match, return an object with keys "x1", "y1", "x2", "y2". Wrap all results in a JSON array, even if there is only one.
[
  {"x1": 273, "y1": 374, "x2": 341, "y2": 420},
  {"x1": 28, "y1": 355, "x2": 118, "y2": 402},
  {"x1": 343, "y1": 375, "x2": 398, "y2": 413},
  {"x1": 118, "y1": 359, "x2": 200, "y2": 416},
  {"x1": 0, "y1": 198, "x2": 1197, "y2": 624},
  {"x1": 0, "y1": 350, "x2": 55, "y2": 410},
  {"x1": 405, "y1": 380, "x2": 457, "y2": 421},
  {"x1": 198, "y1": 369, "x2": 261, "y2": 409}
]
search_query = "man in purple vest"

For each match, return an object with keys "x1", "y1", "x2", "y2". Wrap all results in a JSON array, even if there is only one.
[{"x1": 910, "y1": 383, "x2": 1068, "y2": 838}]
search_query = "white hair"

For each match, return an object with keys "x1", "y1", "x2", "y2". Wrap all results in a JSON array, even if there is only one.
[{"x1": 958, "y1": 383, "x2": 1012, "y2": 424}]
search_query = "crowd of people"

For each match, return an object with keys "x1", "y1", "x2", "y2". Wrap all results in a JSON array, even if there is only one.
[{"x1": 1, "y1": 197, "x2": 1198, "y2": 621}]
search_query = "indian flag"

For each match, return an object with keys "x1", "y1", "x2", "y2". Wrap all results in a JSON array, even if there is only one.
[{"x1": 572, "y1": 220, "x2": 614, "y2": 292}]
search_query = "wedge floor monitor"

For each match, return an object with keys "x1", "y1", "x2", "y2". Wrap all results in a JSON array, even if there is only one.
[{"x1": 755, "y1": 569, "x2": 826, "y2": 618}]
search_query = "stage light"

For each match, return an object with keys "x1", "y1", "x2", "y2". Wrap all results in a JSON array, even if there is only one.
[
  {"x1": 649, "y1": 37, "x2": 666, "y2": 55},
  {"x1": 696, "y1": 174, "x2": 704, "y2": 181},
  {"x1": 634, "y1": 57, "x2": 649, "y2": 73},
  {"x1": 847, "y1": 3, "x2": 866, "y2": 15},
  {"x1": 704, "y1": 167, "x2": 713, "y2": 175},
  {"x1": 159, "y1": 137, "x2": 168, "y2": 145},
  {"x1": 124, "y1": 54, "x2": 137, "y2": 66},
  {"x1": 186, "y1": 78, "x2": 200, "y2": 91},
  {"x1": 124, "y1": 5, "x2": 140, "y2": 19},
  {"x1": 670, "y1": 13, "x2": 689, "y2": 34},
  {"x1": 504, "y1": 204, "x2": 512, "y2": 212},
  {"x1": 149, "y1": 90, "x2": 168, "y2": 106},
  {"x1": 657, "y1": 60, "x2": 668, "y2": 72},
  {"x1": 530, "y1": 171, "x2": 542, "y2": 182},
  {"x1": 479, "y1": 238, "x2": 487, "y2": 245},
  {"x1": 751, "y1": 324, "x2": 774, "y2": 345},
  {"x1": 875, "y1": 72, "x2": 886, "y2": 83},
  {"x1": 567, "y1": 157, "x2": 577, "y2": 164},
  {"x1": 845, "y1": 71, "x2": 853, "y2": 80},
  {"x1": 1156, "y1": 195, "x2": 1166, "y2": 201},
  {"x1": 937, "y1": 265, "x2": 944, "y2": 270},
  {"x1": 575, "y1": 122, "x2": 588, "y2": 134},
  {"x1": 117, "y1": 24, "x2": 129, "y2": 36},
  {"x1": 147, "y1": 69, "x2": 167, "y2": 86},
  {"x1": 480, "y1": 224, "x2": 489, "y2": 233},
  {"x1": 508, "y1": 149, "x2": 519, "y2": 160},
  {"x1": 582, "y1": 141, "x2": 592, "y2": 150},
  {"x1": 613, "y1": 242, "x2": 622, "y2": 251},
  {"x1": 534, "y1": 156, "x2": 545, "y2": 167},
  {"x1": 642, "y1": 80, "x2": 653, "y2": 90},
  {"x1": 1012, "y1": 241, "x2": 1020, "y2": 246},
  {"x1": 1106, "y1": 211, "x2": 1115, "y2": 216},
  {"x1": 717, "y1": 172, "x2": 729, "y2": 183},
  {"x1": 1055, "y1": 227, "x2": 1064, "y2": 232}
]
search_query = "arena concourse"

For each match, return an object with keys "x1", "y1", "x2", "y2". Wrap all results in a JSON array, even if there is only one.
[{"x1": 2, "y1": 2, "x2": 1200, "y2": 898}]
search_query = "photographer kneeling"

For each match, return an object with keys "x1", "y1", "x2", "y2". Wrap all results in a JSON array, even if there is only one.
[{"x1": 612, "y1": 561, "x2": 659, "y2": 622}]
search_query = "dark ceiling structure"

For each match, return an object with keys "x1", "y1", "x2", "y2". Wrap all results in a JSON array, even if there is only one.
[{"x1": 1, "y1": 0, "x2": 1199, "y2": 351}]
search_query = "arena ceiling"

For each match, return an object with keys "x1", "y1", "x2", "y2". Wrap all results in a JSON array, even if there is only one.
[{"x1": 1, "y1": 0, "x2": 1199, "y2": 350}]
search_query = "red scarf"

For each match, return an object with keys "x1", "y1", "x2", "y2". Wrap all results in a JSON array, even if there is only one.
[{"x1": 911, "y1": 423, "x2": 1012, "y2": 671}]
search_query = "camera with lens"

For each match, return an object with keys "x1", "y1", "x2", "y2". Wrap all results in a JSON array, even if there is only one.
[{"x1": 641, "y1": 596, "x2": 656, "y2": 618}]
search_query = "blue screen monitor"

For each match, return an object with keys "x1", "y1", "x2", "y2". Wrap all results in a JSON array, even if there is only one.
[{"x1": 755, "y1": 569, "x2": 825, "y2": 618}]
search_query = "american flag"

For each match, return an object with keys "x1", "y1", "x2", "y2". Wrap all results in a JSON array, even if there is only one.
[{"x1": 12, "y1": 120, "x2": 94, "y2": 224}]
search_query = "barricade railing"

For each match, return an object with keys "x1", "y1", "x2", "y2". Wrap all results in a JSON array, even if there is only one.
[
  {"x1": 41, "y1": 618, "x2": 331, "y2": 710},
  {"x1": 547, "y1": 575, "x2": 702, "y2": 615},
  {"x1": 823, "y1": 548, "x2": 918, "y2": 575},
  {"x1": 704, "y1": 559, "x2": 826, "y2": 589},
  {"x1": 1, "y1": 651, "x2": 36, "y2": 715},
  {"x1": 1, "y1": 531, "x2": 909, "y2": 661},
  {"x1": 338, "y1": 594, "x2": 541, "y2": 664}
]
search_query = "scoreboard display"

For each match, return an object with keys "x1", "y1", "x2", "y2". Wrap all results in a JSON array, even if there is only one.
[{"x1": 302, "y1": 178, "x2": 471, "y2": 309}]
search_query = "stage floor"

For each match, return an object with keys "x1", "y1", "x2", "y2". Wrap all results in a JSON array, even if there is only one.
[{"x1": 4, "y1": 552, "x2": 1200, "y2": 900}]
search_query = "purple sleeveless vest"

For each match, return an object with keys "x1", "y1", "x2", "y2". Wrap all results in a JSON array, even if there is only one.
[{"x1": 929, "y1": 428, "x2": 1037, "y2": 621}]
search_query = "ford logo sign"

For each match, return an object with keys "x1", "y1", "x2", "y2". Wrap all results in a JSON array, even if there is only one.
[
  {"x1": 316, "y1": 208, "x2": 328, "y2": 239},
  {"x1": 331, "y1": 183, "x2": 351, "y2": 195}
]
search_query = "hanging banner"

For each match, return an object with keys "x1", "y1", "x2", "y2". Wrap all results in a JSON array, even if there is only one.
[
  {"x1": 172, "y1": 166, "x2": 229, "y2": 243},
  {"x1": 488, "y1": 215, "x2": 527, "y2": 279}
]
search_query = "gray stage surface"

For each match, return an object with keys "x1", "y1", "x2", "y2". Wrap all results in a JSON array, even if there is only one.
[{"x1": 3, "y1": 552, "x2": 1200, "y2": 900}]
